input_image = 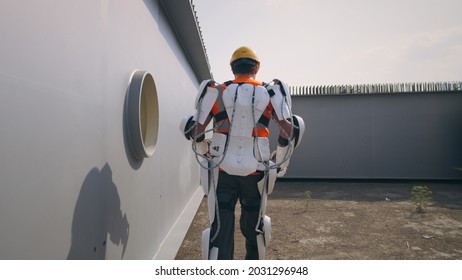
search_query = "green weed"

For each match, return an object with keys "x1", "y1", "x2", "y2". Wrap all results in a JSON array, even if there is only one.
[
  {"x1": 304, "y1": 190, "x2": 312, "y2": 209},
  {"x1": 410, "y1": 185, "x2": 433, "y2": 213}
]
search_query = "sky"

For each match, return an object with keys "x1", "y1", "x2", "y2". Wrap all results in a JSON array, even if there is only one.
[{"x1": 193, "y1": 0, "x2": 462, "y2": 86}]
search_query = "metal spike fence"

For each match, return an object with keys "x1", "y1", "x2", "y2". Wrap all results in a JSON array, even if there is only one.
[{"x1": 289, "y1": 81, "x2": 462, "y2": 96}]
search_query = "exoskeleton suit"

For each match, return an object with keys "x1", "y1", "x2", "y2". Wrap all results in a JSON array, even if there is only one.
[{"x1": 180, "y1": 48, "x2": 304, "y2": 260}]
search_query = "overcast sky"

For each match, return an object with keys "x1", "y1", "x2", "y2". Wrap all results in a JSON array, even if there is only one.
[{"x1": 193, "y1": 0, "x2": 462, "y2": 86}]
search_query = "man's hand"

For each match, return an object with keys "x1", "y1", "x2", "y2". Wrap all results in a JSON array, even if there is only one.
[{"x1": 195, "y1": 138, "x2": 212, "y2": 157}]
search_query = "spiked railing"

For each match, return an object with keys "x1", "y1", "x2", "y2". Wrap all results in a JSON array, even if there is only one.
[{"x1": 289, "y1": 81, "x2": 462, "y2": 96}]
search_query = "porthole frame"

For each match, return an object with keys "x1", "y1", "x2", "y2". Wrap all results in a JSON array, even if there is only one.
[{"x1": 125, "y1": 70, "x2": 159, "y2": 159}]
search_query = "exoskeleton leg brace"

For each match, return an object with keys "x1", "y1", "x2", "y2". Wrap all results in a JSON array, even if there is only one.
[
  {"x1": 255, "y1": 168, "x2": 277, "y2": 259},
  {"x1": 200, "y1": 157, "x2": 220, "y2": 260}
]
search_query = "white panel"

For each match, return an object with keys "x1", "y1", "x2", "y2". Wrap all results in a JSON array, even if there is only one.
[
  {"x1": 101, "y1": 0, "x2": 201, "y2": 260},
  {"x1": 0, "y1": 0, "x2": 105, "y2": 259},
  {"x1": 0, "y1": 0, "x2": 203, "y2": 259}
]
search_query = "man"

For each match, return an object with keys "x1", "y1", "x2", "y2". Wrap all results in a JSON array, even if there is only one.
[{"x1": 180, "y1": 46, "x2": 304, "y2": 260}]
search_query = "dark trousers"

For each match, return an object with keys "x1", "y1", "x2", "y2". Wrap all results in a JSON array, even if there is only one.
[{"x1": 210, "y1": 171, "x2": 263, "y2": 260}]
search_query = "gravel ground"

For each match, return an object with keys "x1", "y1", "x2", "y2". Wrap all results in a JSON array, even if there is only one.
[{"x1": 176, "y1": 180, "x2": 462, "y2": 260}]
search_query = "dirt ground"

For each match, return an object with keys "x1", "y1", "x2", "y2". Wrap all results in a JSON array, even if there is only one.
[{"x1": 175, "y1": 180, "x2": 462, "y2": 260}]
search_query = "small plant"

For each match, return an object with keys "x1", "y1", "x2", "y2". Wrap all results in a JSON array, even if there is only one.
[
  {"x1": 304, "y1": 190, "x2": 312, "y2": 209},
  {"x1": 410, "y1": 185, "x2": 433, "y2": 213}
]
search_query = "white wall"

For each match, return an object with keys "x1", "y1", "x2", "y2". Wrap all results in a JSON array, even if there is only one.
[{"x1": 0, "y1": 0, "x2": 202, "y2": 259}]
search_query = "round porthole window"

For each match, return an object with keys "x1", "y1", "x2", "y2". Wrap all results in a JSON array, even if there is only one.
[{"x1": 126, "y1": 70, "x2": 159, "y2": 159}]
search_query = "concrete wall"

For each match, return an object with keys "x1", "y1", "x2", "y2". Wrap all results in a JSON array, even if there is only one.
[
  {"x1": 283, "y1": 92, "x2": 462, "y2": 180},
  {"x1": 0, "y1": 0, "x2": 205, "y2": 259}
]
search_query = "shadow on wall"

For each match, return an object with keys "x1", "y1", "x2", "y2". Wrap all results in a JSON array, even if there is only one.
[{"x1": 68, "y1": 164, "x2": 129, "y2": 259}]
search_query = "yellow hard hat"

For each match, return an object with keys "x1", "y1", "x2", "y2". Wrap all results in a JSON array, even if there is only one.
[{"x1": 230, "y1": 46, "x2": 260, "y2": 65}]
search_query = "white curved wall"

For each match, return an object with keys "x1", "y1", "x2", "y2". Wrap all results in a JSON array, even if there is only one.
[{"x1": 0, "y1": 0, "x2": 203, "y2": 259}]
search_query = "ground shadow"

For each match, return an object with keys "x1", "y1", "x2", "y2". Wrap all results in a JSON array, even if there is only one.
[
  {"x1": 271, "y1": 179, "x2": 462, "y2": 210},
  {"x1": 68, "y1": 164, "x2": 129, "y2": 259}
]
